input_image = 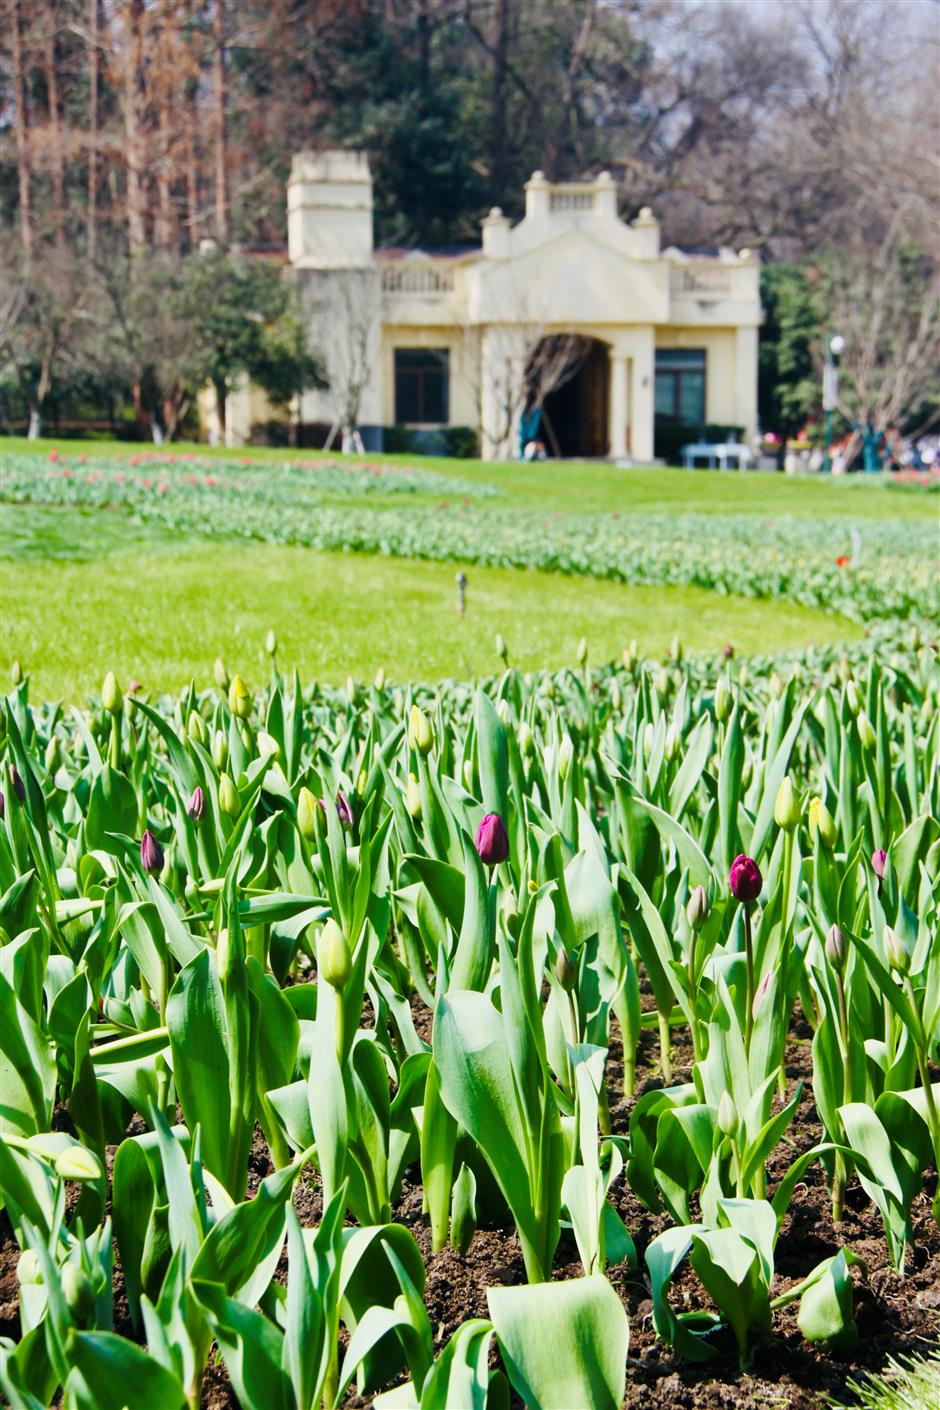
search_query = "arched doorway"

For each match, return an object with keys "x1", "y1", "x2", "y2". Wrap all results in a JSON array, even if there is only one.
[{"x1": 529, "y1": 336, "x2": 609, "y2": 458}]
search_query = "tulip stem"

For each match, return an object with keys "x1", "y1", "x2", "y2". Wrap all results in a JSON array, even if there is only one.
[
  {"x1": 658, "y1": 1010, "x2": 673, "y2": 1083},
  {"x1": 743, "y1": 903, "x2": 755, "y2": 1054},
  {"x1": 109, "y1": 714, "x2": 120, "y2": 770}
]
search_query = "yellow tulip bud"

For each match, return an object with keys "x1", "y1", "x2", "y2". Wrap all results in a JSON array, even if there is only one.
[
  {"x1": 54, "y1": 1145, "x2": 103, "y2": 1182},
  {"x1": 409, "y1": 704, "x2": 433, "y2": 755},
  {"x1": 774, "y1": 775, "x2": 801, "y2": 831},
  {"x1": 405, "y1": 772, "x2": 422, "y2": 819},
  {"x1": 297, "y1": 786, "x2": 318, "y2": 839},
  {"x1": 228, "y1": 674, "x2": 250, "y2": 720}
]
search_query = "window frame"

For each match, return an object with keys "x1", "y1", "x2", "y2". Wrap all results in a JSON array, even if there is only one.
[
  {"x1": 393, "y1": 347, "x2": 450, "y2": 426},
  {"x1": 654, "y1": 349, "x2": 707, "y2": 425}
]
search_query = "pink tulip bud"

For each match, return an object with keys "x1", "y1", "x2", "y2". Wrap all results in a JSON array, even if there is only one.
[
  {"x1": 140, "y1": 828, "x2": 164, "y2": 876},
  {"x1": 871, "y1": 849, "x2": 887, "y2": 880},
  {"x1": 186, "y1": 786, "x2": 206, "y2": 824}
]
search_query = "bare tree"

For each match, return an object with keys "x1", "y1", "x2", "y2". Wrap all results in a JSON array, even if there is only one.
[
  {"x1": 11, "y1": 0, "x2": 34, "y2": 258},
  {"x1": 478, "y1": 315, "x2": 591, "y2": 460},
  {"x1": 311, "y1": 271, "x2": 380, "y2": 452},
  {"x1": 0, "y1": 244, "x2": 93, "y2": 437},
  {"x1": 826, "y1": 212, "x2": 940, "y2": 444}
]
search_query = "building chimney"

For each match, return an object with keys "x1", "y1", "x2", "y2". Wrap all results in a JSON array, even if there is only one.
[{"x1": 287, "y1": 150, "x2": 374, "y2": 268}]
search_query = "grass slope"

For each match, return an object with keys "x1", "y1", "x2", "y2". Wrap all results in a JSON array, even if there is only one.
[{"x1": 0, "y1": 505, "x2": 860, "y2": 701}]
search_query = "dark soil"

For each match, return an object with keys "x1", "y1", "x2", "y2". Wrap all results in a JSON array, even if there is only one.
[{"x1": 2, "y1": 1003, "x2": 938, "y2": 1410}]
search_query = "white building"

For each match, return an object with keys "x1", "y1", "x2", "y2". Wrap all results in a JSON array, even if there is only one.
[{"x1": 219, "y1": 149, "x2": 762, "y2": 462}]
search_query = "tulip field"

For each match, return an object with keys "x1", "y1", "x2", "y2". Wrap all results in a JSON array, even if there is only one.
[{"x1": 0, "y1": 445, "x2": 938, "y2": 1410}]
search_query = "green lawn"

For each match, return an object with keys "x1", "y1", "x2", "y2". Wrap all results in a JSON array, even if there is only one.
[
  {"x1": 1, "y1": 504, "x2": 860, "y2": 701},
  {"x1": 2, "y1": 435, "x2": 933, "y2": 522}
]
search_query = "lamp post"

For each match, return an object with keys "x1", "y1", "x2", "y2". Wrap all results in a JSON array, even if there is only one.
[{"x1": 822, "y1": 333, "x2": 844, "y2": 473}]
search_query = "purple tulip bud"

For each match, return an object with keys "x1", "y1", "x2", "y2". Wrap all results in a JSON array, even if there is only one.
[
  {"x1": 140, "y1": 828, "x2": 164, "y2": 876},
  {"x1": 871, "y1": 849, "x2": 887, "y2": 880},
  {"x1": 9, "y1": 766, "x2": 25, "y2": 803},
  {"x1": 729, "y1": 854, "x2": 762, "y2": 903},
  {"x1": 722, "y1": 642, "x2": 735, "y2": 660},
  {"x1": 187, "y1": 786, "x2": 206, "y2": 824},
  {"x1": 475, "y1": 812, "x2": 509, "y2": 867},
  {"x1": 335, "y1": 790, "x2": 354, "y2": 828},
  {"x1": 0, "y1": 791, "x2": 4, "y2": 820}
]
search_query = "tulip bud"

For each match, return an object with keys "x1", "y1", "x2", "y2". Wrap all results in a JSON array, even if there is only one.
[
  {"x1": 857, "y1": 711, "x2": 876, "y2": 751},
  {"x1": 101, "y1": 671, "x2": 122, "y2": 715},
  {"x1": 186, "y1": 786, "x2": 206, "y2": 824},
  {"x1": 140, "y1": 829, "x2": 164, "y2": 877},
  {"x1": 664, "y1": 721, "x2": 679, "y2": 762},
  {"x1": 11, "y1": 659, "x2": 23, "y2": 685},
  {"x1": 717, "y1": 1091, "x2": 737, "y2": 1137},
  {"x1": 555, "y1": 946, "x2": 577, "y2": 992},
  {"x1": 346, "y1": 675, "x2": 357, "y2": 705},
  {"x1": 845, "y1": 680, "x2": 861, "y2": 717},
  {"x1": 741, "y1": 756, "x2": 754, "y2": 790},
  {"x1": 318, "y1": 918, "x2": 352, "y2": 989},
  {"x1": 642, "y1": 722, "x2": 655, "y2": 762},
  {"x1": 722, "y1": 642, "x2": 734, "y2": 660},
  {"x1": 475, "y1": 812, "x2": 509, "y2": 866},
  {"x1": 883, "y1": 925, "x2": 910, "y2": 975},
  {"x1": 808, "y1": 797, "x2": 837, "y2": 849},
  {"x1": 654, "y1": 668, "x2": 670, "y2": 697},
  {"x1": 374, "y1": 666, "x2": 386, "y2": 691},
  {"x1": 297, "y1": 785, "x2": 318, "y2": 838},
  {"x1": 405, "y1": 772, "x2": 422, "y2": 818},
  {"x1": 229, "y1": 674, "x2": 250, "y2": 720},
  {"x1": 497, "y1": 698, "x2": 511, "y2": 725},
  {"x1": 519, "y1": 721, "x2": 534, "y2": 759},
  {"x1": 576, "y1": 637, "x2": 588, "y2": 666},
  {"x1": 55, "y1": 1145, "x2": 103, "y2": 1182},
  {"x1": 714, "y1": 675, "x2": 732, "y2": 723},
  {"x1": 212, "y1": 729, "x2": 229, "y2": 769},
  {"x1": 670, "y1": 634, "x2": 683, "y2": 663},
  {"x1": 461, "y1": 757, "x2": 474, "y2": 793},
  {"x1": 687, "y1": 885, "x2": 709, "y2": 931},
  {"x1": 769, "y1": 671, "x2": 784, "y2": 699},
  {"x1": 838, "y1": 657, "x2": 852, "y2": 684},
  {"x1": 335, "y1": 790, "x2": 354, "y2": 828},
  {"x1": 215, "y1": 927, "x2": 235, "y2": 983},
  {"x1": 17, "y1": 1250, "x2": 42, "y2": 1286},
  {"x1": 729, "y1": 854, "x2": 762, "y2": 903},
  {"x1": 610, "y1": 681, "x2": 622, "y2": 712},
  {"x1": 774, "y1": 776, "x2": 801, "y2": 832},
  {"x1": 495, "y1": 632, "x2": 508, "y2": 663},
  {"x1": 558, "y1": 733, "x2": 574, "y2": 780},
  {"x1": 871, "y1": 848, "x2": 887, "y2": 880},
  {"x1": 265, "y1": 628, "x2": 277, "y2": 656},
  {"x1": 825, "y1": 924, "x2": 846, "y2": 969},
  {"x1": 62, "y1": 1262, "x2": 96, "y2": 1324},
  {"x1": 409, "y1": 704, "x2": 434, "y2": 756},
  {"x1": 213, "y1": 656, "x2": 229, "y2": 689},
  {"x1": 45, "y1": 735, "x2": 60, "y2": 773},
  {"x1": 738, "y1": 663, "x2": 750, "y2": 688},
  {"x1": 187, "y1": 710, "x2": 207, "y2": 745},
  {"x1": 219, "y1": 773, "x2": 240, "y2": 818}
]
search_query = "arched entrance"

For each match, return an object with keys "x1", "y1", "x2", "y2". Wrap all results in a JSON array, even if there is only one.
[{"x1": 529, "y1": 336, "x2": 609, "y2": 458}]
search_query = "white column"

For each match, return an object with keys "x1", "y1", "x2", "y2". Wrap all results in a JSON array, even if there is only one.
[
  {"x1": 734, "y1": 325, "x2": 759, "y2": 442},
  {"x1": 608, "y1": 353, "x2": 628, "y2": 459},
  {"x1": 629, "y1": 328, "x2": 655, "y2": 463}
]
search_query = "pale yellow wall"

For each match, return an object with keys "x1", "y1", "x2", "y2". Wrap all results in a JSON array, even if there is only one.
[
  {"x1": 381, "y1": 324, "x2": 480, "y2": 427},
  {"x1": 654, "y1": 327, "x2": 738, "y2": 426}
]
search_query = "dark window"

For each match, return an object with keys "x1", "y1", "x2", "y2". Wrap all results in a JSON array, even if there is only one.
[
  {"x1": 654, "y1": 349, "x2": 706, "y2": 424},
  {"x1": 394, "y1": 348, "x2": 449, "y2": 424}
]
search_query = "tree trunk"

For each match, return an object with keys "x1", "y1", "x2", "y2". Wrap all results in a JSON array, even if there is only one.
[
  {"x1": 491, "y1": 0, "x2": 510, "y2": 202},
  {"x1": 44, "y1": 3, "x2": 67, "y2": 244},
  {"x1": 87, "y1": 0, "x2": 99, "y2": 262},
  {"x1": 186, "y1": 129, "x2": 199, "y2": 249},
  {"x1": 28, "y1": 409, "x2": 42, "y2": 439},
  {"x1": 125, "y1": 0, "x2": 148, "y2": 255},
  {"x1": 155, "y1": 102, "x2": 175, "y2": 251},
  {"x1": 212, "y1": 0, "x2": 228, "y2": 246},
  {"x1": 11, "y1": 0, "x2": 33, "y2": 258}
]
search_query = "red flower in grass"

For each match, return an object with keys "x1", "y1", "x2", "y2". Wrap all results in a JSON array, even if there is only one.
[{"x1": 836, "y1": 555, "x2": 850, "y2": 568}]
